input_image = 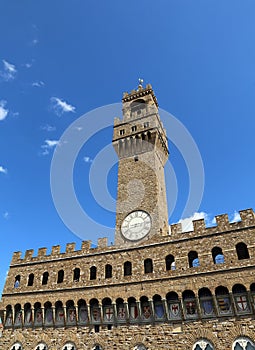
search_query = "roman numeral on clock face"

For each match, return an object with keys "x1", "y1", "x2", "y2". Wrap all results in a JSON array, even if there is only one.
[{"x1": 121, "y1": 211, "x2": 151, "y2": 241}]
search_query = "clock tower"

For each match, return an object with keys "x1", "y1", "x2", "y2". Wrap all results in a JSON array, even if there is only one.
[{"x1": 113, "y1": 82, "x2": 169, "y2": 246}]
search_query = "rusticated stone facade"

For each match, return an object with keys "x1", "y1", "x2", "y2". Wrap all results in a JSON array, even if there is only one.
[
  {"x1": 1, "y1": 85, "x2": 255, "y2": 350},
  {"x1": 1, "y1": 209, "x2": 255, "y2": 349}
]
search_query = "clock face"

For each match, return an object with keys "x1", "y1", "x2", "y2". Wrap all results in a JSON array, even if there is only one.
[{"x1": 121, "y1": 210, "x2": 151, "y2": 241}]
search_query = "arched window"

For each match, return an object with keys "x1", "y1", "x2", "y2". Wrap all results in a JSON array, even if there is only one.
[
  {"x1": 66, "y1": 300, "x2": 76, "y2": 325},
  {"x1": 165, "y1": 254, "x2": 175, "y2": 271},
  {"x1": 35, "y1": 343, "x2": 48, "y2": 350},
  {"x1": 57, "y1": 269, "x2": 64, "y2": 283},
  {"x1": 188, "y1": 251, "x2": 200, "y2": 267},
  {"x1": 90, "y1": 299, "x2": 101, "y2": 324},
  {"x1": 233, "y1": 337, "x2": 255, "y2": 350},
  {"x1": 73, "y1": 268, "x2": 80, "y2": 282},
  {"x1": 236, "y1": 242, "x2": 250, "y2": 260},
  {"x1": 232, "y1": 284, "x2": 250, "y2": 313},
  {"x1": 116, "y1": 298, "x2": 126, "y2": 322},
  {"x1": 134, "y1": 345, "x2": 147, "y2": 350},
  {"x1": 90, "y1": 266, "x2": 97, "y2": 280},
  {"x1": 55, "y1": 300, "x2": 64, "y2": 326},
  {"x1": 144, "y1": 258, "x2": 153, "y2": 273},
  {"x1": 124, "y1": 261, "x2": 132, "y2": 276},
  {"x1": 198, "y1": 288, "x2": 215, "y2": 317},
  {"x1": 14, "y1": 304, "x2": 22, "y2": 327},
  {"x1": 130, "y1": 99, "x2": 146, "y2": 117},
  {"x1": 105, "y1": 264, "x2": 112, "y2": 279},
  {"x1": 102, "y1": 297, "x2": 114, "y2": 323},
  {"x1": 140, "y1": 296, "x2": 152, "y2": 321},
  {"x1": 14, "y1": 275, "x2": 20, "y2": 288},
  {"x1": 92, "y1": 345, "x2": 103, "y2": 350},
  {"x1": 128, "y1": 297, "x2": 139, "y2": 321},
  {"x1": 193, "y1": 339, "x2": 214, "y2": 350},
  {"x1": 34, "y1": 302, "x2": 43, "y2": 327},
  {"x1": 153, "y1": 294, "x2": 165, "y2": 320},
  {"x1": 215, "y1": 286, "x2": 232, "y2": 315},
  {"x1": 182, "y1": 290, "x2": 198, "y2": 318},
  {"x1": 251, "y1": 283, "x2": 255, "y2": 293},
  {"x1": 62, "y1": 342, "x2": 76, "y2": 350},
  {"x1": 24, "y1": 303, "x2": 32, "y2": 326},
  {"x1": 44, "y1": 301, "x2": 53, "y2": 326},
  {"x1": 10, "y1": 343, "x2": 23, "y2": 350},
  {"x1": 42, "y1": 271, "x2": 49, "y2": 285},
  {"x1": 166, "y1": 291, "x2": 181, "y2": 319},
  {"x1": 5, "y1": 305, "x2": 13, "y2": 327},
  {"x1": 77, "y1": 299, "x2": 88, "y2": 325},
  {"x1": 28, "y1": 273, "x2": 34, "y2": 286},
  {"x1": 212, "y1": 247, "x2": 225, "y2": 264}
]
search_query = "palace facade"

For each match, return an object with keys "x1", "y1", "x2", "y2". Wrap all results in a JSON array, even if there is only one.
[{"x1": 1, "y1": 84, "x2": 255, "y2": 350}]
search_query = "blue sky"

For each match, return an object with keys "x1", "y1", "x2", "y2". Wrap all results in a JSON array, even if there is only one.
[{"x1": 0, "y1": 0, "x2": 255, "y2": 294}]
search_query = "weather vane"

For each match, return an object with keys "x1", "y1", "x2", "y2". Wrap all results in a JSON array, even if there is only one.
[{"x1": 138, "y1": 78, "x2": 144, "y2": 87}]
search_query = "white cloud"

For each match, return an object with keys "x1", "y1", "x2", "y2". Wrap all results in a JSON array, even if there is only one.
[
  {"x1": 25, "y1": 63, "x2": 32, "y2": 68},
  {"x1": 41, "y1": 124, "x2": 56, "y2": 132},
  {"x1": 51, "y1": 97, "x2": 76, "y2": 116},
  {"x1": 175, "y1": 210, "x2": 242, "y2": 233},
  {"x1": 3, "y1": 211, "x2": 10, "y2": 220},
  {"x1": 0, "y1": 165, "x2": 7, "y2": 174},
  {"x1": 0, "y1": 101, "x2": 8, "y2": 121},
  {"x1": 45, "y1": 140, "x2": 59, "y2": 147},
  {"x1": 11, "y1": 111, "x2": 19, "y2": 118},
  {"x1": 40, "y1": 139, "x2": 59, "y2": 155},
  {"x1": 83, "y1": 156, "x2": 93, "y2": 163},
  {"x1": 32, "y1": 81, "x2": 45, "y2": 87},
  {"x1": 230, "y1": 211, "x2": 241, "y2": 223},
  {"x1": 3, "y1": 60, "x2": 16, "y2": 73},
  {"x1": 0, "y1": 60, "x2": 17, "y2": 81},
  {"x1": 32, "y1": 39, "x2": 38, "y2": 45},
  {"x1": 178, "y1": 212, "x2": 209, "y2": 232}
]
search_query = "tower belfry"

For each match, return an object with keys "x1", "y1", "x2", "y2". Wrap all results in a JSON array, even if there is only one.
[{"x1": 112, "y1": 83, "x2": 169, "y2": 246}]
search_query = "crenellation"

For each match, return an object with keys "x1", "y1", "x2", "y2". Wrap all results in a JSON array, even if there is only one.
[
  {"x1": 65, "y1": 242, "x2": 75, "y2": 253},
  {"x1": 113, "y1": 117, "x2": 121, "y2": 126},
  {"x1": 97, "y1": 237, "x2": 108, "y2": 248},
  {"x1": 51, "y1": 245, "x2": 60, "y2": 256},
  {"x1": 8, "y1": 210, "x2": 255, "y2": 265},
  {"x1": 37, "y1": 247, "x2": 47, "y2": 257},
  {"x1": 239, "y1": 209, "x2": 255, "y2": 226},
  {"x1": 24, "y1": 249, "x2": 34, "y2": 261},
  {"x1": 215, "y1": 214, "x2": 230, "y2": 230},
  {"x1": 170, "y1": 223, "x2": 182, "y2": 236},
  {"x1": 81, "y1": 240, "x2": 91, "y2": 252},
  {"x1": 11, "y1": 251, "x2": 22, "y2": 265},
  {"x1": 193, "y1": 219, "x2": 206, "y2": 234}
]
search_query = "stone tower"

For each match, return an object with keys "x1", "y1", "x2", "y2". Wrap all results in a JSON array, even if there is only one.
[
  {"x1": 1, "y1": 85, "x2": 255, "y2": 350},
  {"x1": 112, "y1": 82, "x2": 169, "y2": 246}
]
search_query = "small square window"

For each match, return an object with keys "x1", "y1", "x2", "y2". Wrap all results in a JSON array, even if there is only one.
[
  {"x1": 144, "y1": 122, "x2": 149, "y2": 128},
  {"x1": 132, "y1": 126, "x2": 137, "y2": 132},
  {"x1": 120, "y1": 129, "x2": 125, "y2": 135}
]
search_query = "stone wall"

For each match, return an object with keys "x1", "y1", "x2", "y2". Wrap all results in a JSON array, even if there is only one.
[{"x1": 1, "y1": 318, "x2": 255, "y2": 349}]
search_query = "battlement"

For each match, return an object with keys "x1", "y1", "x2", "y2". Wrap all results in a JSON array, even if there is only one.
[
  {"x1": 122, "y1": 83, "x2": 158, "y2": 106},
  {"x1": 10, "y1": 209, "x2": 255, "y2": 265},
  {"x1": 169, "y1": 208, "x2": 255, "y2": 237}
]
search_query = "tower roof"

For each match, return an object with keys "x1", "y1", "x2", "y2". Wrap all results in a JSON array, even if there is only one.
[{"x1": 122, "y1": 83, "x2": 159, "y2": 107}]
